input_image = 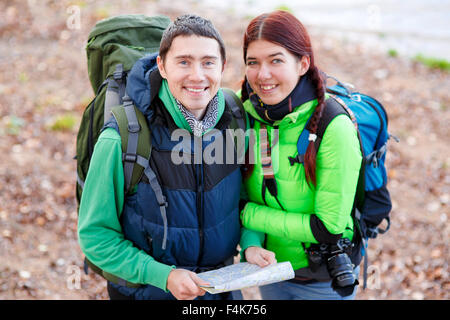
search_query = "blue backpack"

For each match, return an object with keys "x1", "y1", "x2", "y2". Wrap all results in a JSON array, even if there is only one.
[{"x1": 294, "y1": 74, "x2": 399, "y2": 288}]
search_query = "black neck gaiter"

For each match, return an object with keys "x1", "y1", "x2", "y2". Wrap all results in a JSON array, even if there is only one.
[{"x1": 246, "y1": 72, "x2": 317, "y2": 125}]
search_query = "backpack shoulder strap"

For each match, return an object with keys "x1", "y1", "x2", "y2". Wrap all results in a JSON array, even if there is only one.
[
  {"x1": 289, "y1": 97, "x2": 348, "y2": 165},
  {"x1": 313, "y1": 97, "x2": 349, "y2": 147},
  {"x1": 222, "y1": 88, "x2": 247, "y2": 132},
  {"x1": 328, "y1": 96, "x2": 366, "y2": 209},
  {"x1": 222, "y1": 88, "x2": 249, "y2": 157},
  {"x1": 104, "y1": 64, "x2": 127, "y2": 125},
  {"x1": 111, "y1": 96, "x2": 151, "y2": 194},
  {"x1": 111, "y1": 98, "x2": 168, "y2": 251}
]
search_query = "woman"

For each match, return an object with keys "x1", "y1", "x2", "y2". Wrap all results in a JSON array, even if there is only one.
[{"x1": 239, "y1": 10, "x2": 362, "y2": 300}]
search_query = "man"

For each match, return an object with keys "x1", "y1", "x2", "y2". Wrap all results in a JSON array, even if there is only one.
[{"x1": 78, "y1": 14, "x2": 243, "y2": 300}]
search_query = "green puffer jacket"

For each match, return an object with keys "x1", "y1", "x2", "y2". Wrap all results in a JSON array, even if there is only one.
[{"x1": 240, "y1": 97, "x2": 362, "y2": 271}]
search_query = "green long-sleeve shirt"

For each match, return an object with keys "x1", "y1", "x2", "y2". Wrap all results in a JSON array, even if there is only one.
[{"x1": 77, "y1": 128, "x2": 174, "y2": 291}]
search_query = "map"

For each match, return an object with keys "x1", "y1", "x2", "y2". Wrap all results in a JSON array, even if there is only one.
[{"x1": 197, "y1": 262, "x2": 295, "y2": 294}]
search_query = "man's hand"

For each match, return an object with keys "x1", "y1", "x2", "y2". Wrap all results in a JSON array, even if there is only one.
[
  {"x1": 245, "y1": 246, "x2": 277, "y2": 267},
  {"x1": 167, "y1": 269, "x2": 210, "y2": 300}
]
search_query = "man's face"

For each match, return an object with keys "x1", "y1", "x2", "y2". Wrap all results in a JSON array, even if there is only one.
[{"x1": 157, "y1": 35, "x2": 224, "y2": 118}]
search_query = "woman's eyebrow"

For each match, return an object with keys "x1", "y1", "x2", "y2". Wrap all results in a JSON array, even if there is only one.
[
  {"x1": 247, "y1": 52, "x2": 285, "y2": 60},
  {"x1": 268, "y1": 52, "x2": 285, "y2": 57}
]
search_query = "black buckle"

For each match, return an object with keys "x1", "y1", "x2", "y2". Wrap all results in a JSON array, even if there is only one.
[
  {"x1": 122, "y1": 95, "x2": 133, "y2": 107},
  {"x1": 288, "y1": 154, "x2": 304, "y2": 166},
  {"x1": 159, "y1": 196, "x2": 168, "y2": 208},
  {"x1": 123, "y1": 153, "x2": 137, "y2": 163},
  {"x1": 113, "y1": 64, "x2": 125, "y2": 81},
  {"x1": 372, "y1": 156, "x2": 379, "y2": 168},
  {"x1": 366, "y1": 150, "x2": 383, "y2": 168},
  {"x1": 365, "y1": 227, "x2": 379, "y2": 239},
  {"x1": 127, "y1": 122, "x2": 141, "y2": 133}
]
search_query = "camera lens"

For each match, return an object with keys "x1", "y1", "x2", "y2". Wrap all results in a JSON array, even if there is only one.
[{"x1": 327, "y1": 253, "x2": 356, "y2": 287}]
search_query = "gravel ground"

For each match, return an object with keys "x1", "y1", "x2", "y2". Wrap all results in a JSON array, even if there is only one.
[{"x1": 0, "y1": 0, "x2": 448, "y2": 300}]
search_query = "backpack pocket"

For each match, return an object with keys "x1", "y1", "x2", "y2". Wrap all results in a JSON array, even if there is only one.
[{"x1": 361, "y1": 184, "x2": 392, "y2": 238}]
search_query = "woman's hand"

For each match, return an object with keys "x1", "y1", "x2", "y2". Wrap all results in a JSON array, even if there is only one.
[{"x1": 245, "y1": 246, "x2": 277, "y2": 267}]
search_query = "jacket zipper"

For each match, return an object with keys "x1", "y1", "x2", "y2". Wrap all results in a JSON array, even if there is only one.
[{"x1": 195, "y1": 136, "x2": 204, "y2": 266}]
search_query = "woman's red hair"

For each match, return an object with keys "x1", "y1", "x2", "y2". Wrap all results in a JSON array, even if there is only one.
[{"x1": 241, "y1": 10, "x2": 325, "y2": 187}]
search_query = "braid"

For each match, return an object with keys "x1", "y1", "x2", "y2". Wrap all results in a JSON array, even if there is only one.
[
  {"x1": 240, "y1": 76, "x2": 249, "y2": 102},
  {"x1": 240, "y1": 76, "x2": 253, "y2": 179},
  {"x1": 304, "y1": 66, "x2": 326, "y2": 187}
]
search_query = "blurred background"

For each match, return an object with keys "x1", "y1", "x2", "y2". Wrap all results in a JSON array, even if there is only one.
[{"x1": 0, "y1": 0, "x2": 448, "y2": 300}]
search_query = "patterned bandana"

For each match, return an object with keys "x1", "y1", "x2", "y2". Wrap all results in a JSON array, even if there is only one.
[{"x1": 175, "y1": 94, "x2": 219, "y2": 137}]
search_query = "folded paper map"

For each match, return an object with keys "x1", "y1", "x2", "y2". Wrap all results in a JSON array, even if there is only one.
[{"x1": 197, "y1": 262, "x2": 295, "y2": 294}]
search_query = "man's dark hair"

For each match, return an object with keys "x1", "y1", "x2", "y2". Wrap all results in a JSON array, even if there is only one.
[{"x1": 159, "y1": 14, "x2": 226, "y2": 65}]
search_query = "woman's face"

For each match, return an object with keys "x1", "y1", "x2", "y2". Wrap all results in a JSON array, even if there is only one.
[{"x1": 245, "y1": 39, "x2": 309, "y2": 105}]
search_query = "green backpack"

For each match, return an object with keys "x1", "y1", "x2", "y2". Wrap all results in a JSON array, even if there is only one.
[
  {"x1": 76, "y1": 14, "x2": 171, "y2": 203},
  {"x1": 76, "y1": 14, "x2": 247, "y2": 287},
  {"x1": 75, "y1": 14, "x2": 171, "y2": 287}
]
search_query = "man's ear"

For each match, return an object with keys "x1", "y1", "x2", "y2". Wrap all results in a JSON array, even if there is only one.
[
  {"x1": 157, "y1": 55, "x2": 167, "y2": 79},
  {"x1": 221, "y1": 59, "x2": 227, "y2": 73},
  {"x1": 298, "y1": 55, "x2": 310, "y2": 76}
]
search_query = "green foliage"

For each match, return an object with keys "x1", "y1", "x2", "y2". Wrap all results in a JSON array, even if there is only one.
[
  {"x1": 18, "y1": 72, "x2": 29, "y2": 83},
  {"x1": 414, "y1": 54, "x2": 450, "y2": 72},
  {"x1": 69, "y1": 1, "x2": 87, "y2": 7},
  {"x1": 1, "y1": 116, "x2": 25, "y2": 136},
  {"x1": 95, "y1": 6, "x2": 111, "y2": 20},
  {"x1": 388, "y1": 49, "x2": 398, "y2": 57},
  {"x1": 275, "y1": 4, "x2": 294, "y2": 14},
  {"x1": 48, "y1": 114, "x2": 77, "y2": 132}
]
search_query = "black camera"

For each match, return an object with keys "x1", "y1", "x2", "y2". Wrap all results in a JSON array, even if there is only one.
[
  {"x1": 327, "y1": 252, "x2": 358, "y2": 295},
  {"x1": 306, "y1": 238, "x2": 359, "y2": 297}
]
